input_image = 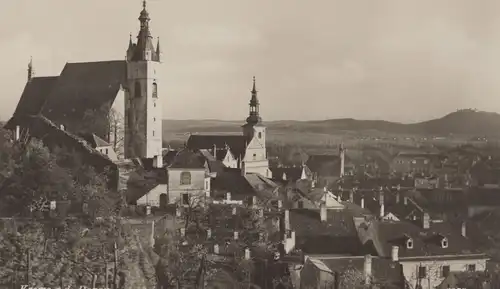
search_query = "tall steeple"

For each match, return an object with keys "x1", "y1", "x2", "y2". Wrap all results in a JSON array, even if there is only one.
[
  {"x1": 129, "y1": 0, "x2": 158, "y2": 62},
  {"x1": 27, "y1": 56, "x2": 34, "y2": 82},
  {"x1": 246, "y1": 76, "x2": 262, "y2": 125}
]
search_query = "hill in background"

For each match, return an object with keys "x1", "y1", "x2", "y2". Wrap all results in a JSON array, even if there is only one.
[{"x1": 162, "y1": 109, "x2": 500, "y2": 147}]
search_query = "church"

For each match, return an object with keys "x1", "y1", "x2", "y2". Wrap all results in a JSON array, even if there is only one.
[
  {"x1": 6, "y1": 0, "x2": 163, "y2": 162},
  {"x1": 5, "y1": 0, "x2": 272, "y2": 179}
]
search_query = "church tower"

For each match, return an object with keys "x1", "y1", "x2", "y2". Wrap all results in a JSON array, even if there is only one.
[
  {"x1": 241, "y1": 77, "x2": 271, "y2": 177},
  {"x1": 125, "y1": 0, "x2": 163, "y2": 159}
]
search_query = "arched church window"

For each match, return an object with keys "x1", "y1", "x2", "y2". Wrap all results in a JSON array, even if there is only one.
[
  {"x1": 152, "y1": 82, "x2": 158, "y2": 98},
  {"x1": 180, "y1": 171, "x2": 192, "y2": 185},
  {"x1": 135, "y1": 81, "x2": 141, "y2": 98}
]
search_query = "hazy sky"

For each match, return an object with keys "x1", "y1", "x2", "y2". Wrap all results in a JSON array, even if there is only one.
[{"x1": 1, "y1": 0, "x2": 500, "y2": 123}]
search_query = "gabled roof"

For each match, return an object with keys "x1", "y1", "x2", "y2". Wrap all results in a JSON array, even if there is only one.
[
  {"x1": 163, "y1": 150, "x2": 179, "y2": 166},
  {"x1": 41, "y1": 60, "x2": 126, "y2": 124},
  {"x1": 288, "y1": 208, "x2": 366, "y2": 255},
  {"x1": 186, "y1": 134, "x2": 248, "y2": 160},
  {"x1": 11, "y1": 114, "x2": 118, "y2": 190},
  {"x1": 311, "y1": 257, "x2": 404, "y2": 287},
  {"x1": 270, "y1": 166, "x2": 308, "y2": 183},
  {"x1": 199, "y1": 149, "x2": 226, "y2": 174},
  {"x1": 211, "y1": 170, "x2": 278, "y2": 200},
  {"x1": 6, "y1": 77, "x2": 59, "y2": 129},
  {"x1": 79, "y1": 133, "x2": 110, "y2": 148},
  {"x1": 168, "y1": 149, "x2": 207, "y2": 169},
  {"x1": 363, "y1": 219, "x2": 484, "y2": 259}
]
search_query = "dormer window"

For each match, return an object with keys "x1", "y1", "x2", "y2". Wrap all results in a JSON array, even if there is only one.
[
  {"x1": 441, "y1": 237, "x2": 448, "y2": 248},
  {"x1": 406, "y1": 238, "x2": 414, "y2": 249}
]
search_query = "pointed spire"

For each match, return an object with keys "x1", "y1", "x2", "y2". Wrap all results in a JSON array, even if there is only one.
[
  {"x1": 156, "y1": 37, "x2": 161, "y2": 62},
  {"x1": 245, "y1": 76, "x2": 261, "y2": 125},
  {"x1": 27, "y1": 56, "x2": 33, "y2": 82},
  {"x1": 131, "y1": 0, "x2": 157, "y2": 61}
]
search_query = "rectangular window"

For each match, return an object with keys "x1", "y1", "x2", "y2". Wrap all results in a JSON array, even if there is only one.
[
  {"x1": 468, "y1": 264, "x2": 476, "y2": 272},
  {"x1": 442, "y1": 265, "x2": 450, "y2": 277},
  {"x1": 153, "y1": 130, "x2": 155, "y2": 137},
  {"x1": 298, "y1": 201, "x2": 304, "y2": 208},
  {"x1": 105, "y1": 148, "x2": 108, "y2": 155},
  {"x1": 418, "y1": 266, "x2": 426, "y2": 278}
]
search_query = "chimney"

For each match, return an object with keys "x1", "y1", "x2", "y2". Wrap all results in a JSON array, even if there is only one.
[
  {"x1": 146, "y1": 205, "x2": 151, "y2": 216},
  {"x1": 15, "y1": 125, "x2": 20, "y2": 141},
  {"x1": 284, "y1": 209, "x2": 290, "y2": 231},
  {"x1": 252, "y1": 196, "x2": 257, "y2": 208},
  {"x1": 403, "y1": 196, "x2": 408, "y2": 205},
  {"x1": 349, "y1": 190, "x2": 354, "y2": 203},
  {"x1": 378, "y1": 188, "x2": 384, "y2": 205},
  {"x1": 339, "y1": 143, "x2": 345, "y2": 178},
  {"x1": 176, "y1": 207, "x2": 182, "y2": 217},
  {"x1": 395, "y1": 192, "x2": 400, "y2": 204},
  {"x1": 259, "y1": 232, "x2": 264, "y2": 242},
  {"x1": 422, "y1": 212, "x2": 430, "y2": 229},
  {"x1": 49, "y1": 201, "x2": 57, "y2": 211},
  {"x1": 361, "y1": 197, "x2": 365, "y2": 209},
  {"x1": 154, "y1": 154, "x2": 163, "y2": 168},
  {"x1": 461, "y1": 221, "x2": 467, "y2": 237},
  {"x1": 232, "y1": 207, "x2": 237, "y2": 215},
  {"x1": 364, "y1": 255, "x2": 372, "y2": 284},
  {"x1": 244, "y1": 248, "x2": 251, "y2": 260},
  {"x1": 150, "y1": 221, "x2": 155, "y2": 248},
  {"x1": 379, "y1": 204, "x2": 385, "y2": 218},
  {"x1": 207, "y1": 229, "x2": 212, "y2": 239},
  {"x1": 277, "y1": 200, "x2": 283, "y2": 209},
  {"x1": 213, "y1": 144, "x2": 217, "y2": 158},
  {"x1": 320, "y1": 204, "x2": 327, "y2": 222},
  {"x1": 180, "y1": 227, "x2": 186, "y2": 237},
  {"x1": 234, "y1": 231, "x2": 239, "y2": 240},
  {"x1": 226, "y1": 192, "x2": 231, "y2": 201},
  {"x1": 259, "y1": 208, "x2": 264, "y2": 218},
  {"x1": 59, "y1": 124, "x2": 65, "y2": 131},
  {"x1": 214, "y1": 244, "x2": 219, "y2": 254},
  {"x1": 391, "y1": 246, "x2": 399, "y2": 262}
]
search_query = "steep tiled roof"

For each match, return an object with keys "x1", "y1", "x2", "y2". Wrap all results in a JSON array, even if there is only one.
[
  {"x1": 316, "y1": 257, "x2": 404, "y2": 287},
  {"x1": 168, "y1": 149, "x2": 207, "y2": 169},
  {"x1": 270, "y1": 166, "x2": 305, "y2": 183},
  {"x1": 162, "y1": 150, "x2": 179, "y2": 166},
  {"x1": 365, "y1": 219, "x2": 484, "y2": 259},
  {"x1": 41, "y1": 60, "x2": 126, "y2": 124},
  {"x1": 79, "y1": 133, "x2": 110, "y2": 148},
  {"x1": 211, "y1": 170, "x2": 278, "y2": 201},
  {"x1": 198, "y1": 149, "x2": 226, "y2": 174},
  {"x1": 187, "y1": 134, "x2": 248, "y2": 160},
  {"x1": 5, "y1": 77, "x2": 59, "y2": 129},
  {"x1": 12, "y1": 114, "x2": 118, "y2": 190},
  {"x1": 288, "y1": 208, "x2": 367, "y2": 255}
]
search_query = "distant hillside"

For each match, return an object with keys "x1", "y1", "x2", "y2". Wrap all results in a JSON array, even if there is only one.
[{"x1": 163, "y1": 109, "x2": 500, "y2": 138}]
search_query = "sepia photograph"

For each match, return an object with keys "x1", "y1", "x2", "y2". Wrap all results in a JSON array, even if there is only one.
[{"x1": 1, "y1": 0, "x2": 500, "y2": 288}]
